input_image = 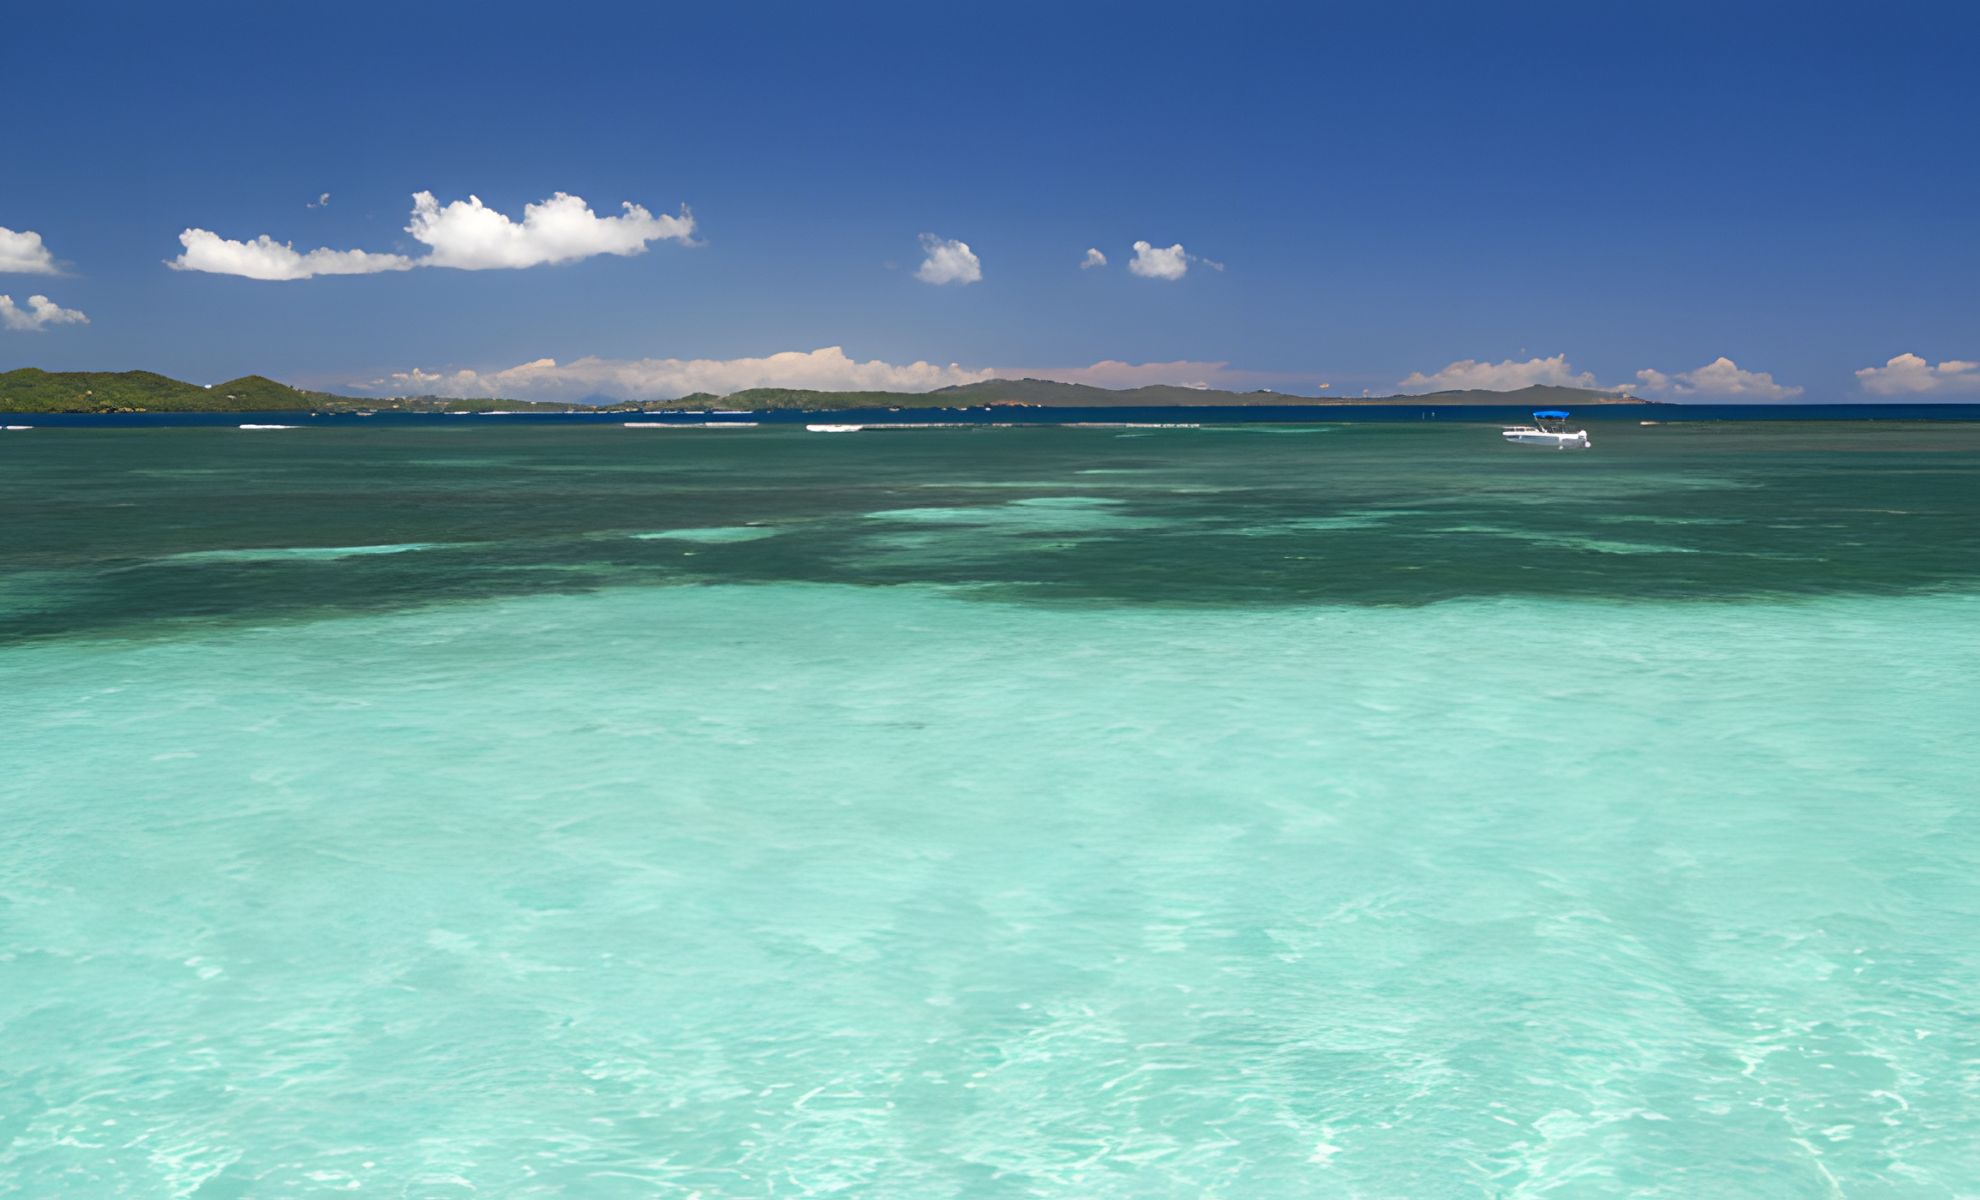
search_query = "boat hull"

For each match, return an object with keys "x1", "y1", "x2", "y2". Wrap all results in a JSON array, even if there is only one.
[{"x1": 1501, "y1": 429, "x2": 1591, "y2": 449}]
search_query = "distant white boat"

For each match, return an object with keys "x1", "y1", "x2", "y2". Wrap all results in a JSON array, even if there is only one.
[
  {"x1": 238, "y1": 423, "x2": 297, "y2": 430},
  {"x1": 1501, "y1": 410, "x2": 1590, "y2": 450},
  {"x1": 807, "y1": 424, "x2": 863, "y2": 433},
  {"x1": 624, "y1": 421, "x2": 758, "y2": 428},
  {"x1": 2, "y1": 425, "x2": 31, "y2": 431}
]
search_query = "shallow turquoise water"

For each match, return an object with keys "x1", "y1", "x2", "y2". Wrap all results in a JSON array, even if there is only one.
[{"x1": 3, "y1": 426, "x2": 1979, "y2": 1196}]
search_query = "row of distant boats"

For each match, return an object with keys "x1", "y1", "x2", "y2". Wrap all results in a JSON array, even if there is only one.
[{"x1": 210, "y1": 410, "x2": 1602, "y2": 447}]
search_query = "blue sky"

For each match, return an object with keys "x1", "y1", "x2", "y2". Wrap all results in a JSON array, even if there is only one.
[{"x1": 3, "y1": 0, "x2": 1975, "y2": 401}]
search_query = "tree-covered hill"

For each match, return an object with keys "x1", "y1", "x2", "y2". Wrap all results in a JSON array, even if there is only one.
[{"x1": 0, "y1": 369, "x2": 342, "y2": 413}]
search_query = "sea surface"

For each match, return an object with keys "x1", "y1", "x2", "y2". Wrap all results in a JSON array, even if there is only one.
[{"x1": 3, "y1": 422, "x2": 1978, "y2": 1197}]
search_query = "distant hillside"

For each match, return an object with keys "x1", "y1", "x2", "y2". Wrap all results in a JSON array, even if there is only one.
[
  {"x1": 0, "y1": 369, "x2": 337, "y2": 413},
  {"x1": 0, "y1": 368, "x2": 1649, "y2": 413},
  {"x1": 0, "y1": 369, "x2": 568, "y2": 413}
]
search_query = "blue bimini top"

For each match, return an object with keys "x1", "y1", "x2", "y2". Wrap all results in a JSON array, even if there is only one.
[{"x1": 1532, "y1": 410, "x2": 1570, "y2": 419}]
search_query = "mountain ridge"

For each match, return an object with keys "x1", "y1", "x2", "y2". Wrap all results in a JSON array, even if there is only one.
[{"x1": 0, "y1": 367, "x2": 1648, "y2": 413}]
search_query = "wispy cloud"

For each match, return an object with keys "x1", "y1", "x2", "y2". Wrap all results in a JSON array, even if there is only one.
[
  {"x1": 307, "y1": 192, "x2": 331, "y2": 209},
  {"x1": 1854, "y1": 352, "x2": 1980, "y2": 396},
  {"x1": 0, "y1": 227, "x2": 61, "y2": 275},
  {"x1": 1398, "y1": 354, "x2": 1602, "y2": 393},
  {"x1": 1634, "y1": 356, "x2": 1801, "y2": 400},
  {"x1": 0, "y1": 293, "x2": 89, "y2": 332},
  {"x1": 170, "y1": 190, "x2": 695, "y2": 280},
  {"x1": 914, "y1": 234, "x2": 982, "y2": 285},
  {"x1": 1080, "y1": 247, "x2": 1107, "y2": 270}
]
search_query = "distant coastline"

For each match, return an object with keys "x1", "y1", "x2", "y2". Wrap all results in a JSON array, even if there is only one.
[{"x1": 0, "y1": 367, "x2": 1659, "y2": 415}]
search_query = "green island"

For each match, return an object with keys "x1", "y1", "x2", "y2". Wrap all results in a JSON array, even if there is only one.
[{"x1": 0, "y1": 367, "x2": 1644, "y2": 414}]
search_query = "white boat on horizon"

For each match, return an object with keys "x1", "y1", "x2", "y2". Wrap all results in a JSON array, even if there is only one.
[
  {"x1": 807, "y1": 424, "x2": 863, "y2": 433},
  {"x1": 1501, "y1": 410, "x2": 1591, "y2": 450}
]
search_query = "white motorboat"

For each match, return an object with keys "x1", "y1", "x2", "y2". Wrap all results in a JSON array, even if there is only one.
[
  {"x1": 1501, "y1": 410, "x2": 1590, "y2": 450},
  {"x1": 806, "y1": 424, "x2": 863, "y2": 433}
]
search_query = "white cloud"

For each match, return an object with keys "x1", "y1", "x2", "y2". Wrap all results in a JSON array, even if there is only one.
[
  {"x1": 1633, "y1": 356, "x2": 1802, "y2": 400},
  {"x1": 1128, "y1": 240, "x2": 1192, "y2": 280},
  {"x1": 308, "y1": 192, "x2": 331, "y2": 209},
  {"x1": 1080, "y1": 247, "x2": 1107, "y2": 269},
  {"x1": 914, "y1": 234, "x2": 982, "y2": 285},
  {"x1": 0, "y1": 293, "x2": 89, "y2": 332},
  {"x1": 170, "y1": 229, "x2": 415, "y2": 280},
  {"x1": 365, "y1": 346, "x2": 997, "y2": 401},
  {"x1": 1854, "y1": 352, "x2": 1980, "y2": 396},
  {"x1": 1398, "y1": 354, "x2": 1602, "y2": 393},
  {"x1": 406, "y1": 191, "x2": 694, "y2": 270},
  {"x1": 0, "y1": 227, "x2": 61, "y2": 275},
  {"x1": 169, "y1": 189, "x2": 694, "y2": 280}
]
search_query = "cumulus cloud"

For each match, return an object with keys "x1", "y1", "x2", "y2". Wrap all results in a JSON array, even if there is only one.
[
  {"x1": 1080, "y1": 247, "x2": 1107, "y2": 269},
  {"x1": 1128, "y1": 240, "x2": 1192, "y2": 280},
  {"x1": 406, "y1": 191, "x2": 694, "y2": 270},
  {"x1": 1398, "y1": 354, "x2": 1603, "y2": 393},
  {"x1": 170, "y1": 230, "x2": 415, "y2": 280},
  {"x1": 364, "y1": 346, "x2": 997, "y2": 401},
  {"x1": 1633, "y1": 356, "x2": 1801, "y2": 400},
  {"x1": 0, "y1": 227, "x2": 61, "y2": 275},
  {"x1": 914, "y1": 234, "x2": 982, "y2": 285},
  {"x1": 0, "y1": 293, "x2": 89, "y2": 332},
  {"x1": 169, "y1": 190, "x2": 694, "y2": 280},
  {"x1": 308, "y1": 192, "x2": 331, "y2": 209},
  {"x1": 1854, "y1": 352, "x2": 1980, "y2": 396}
]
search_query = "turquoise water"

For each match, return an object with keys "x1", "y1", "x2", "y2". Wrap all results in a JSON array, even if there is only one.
[{"x1": 3, "y1": 425, "x2": 1979, "y2": 1196}]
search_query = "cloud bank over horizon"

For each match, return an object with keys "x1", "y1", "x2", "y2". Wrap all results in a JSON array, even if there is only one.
[
  {"x1": 170, "y1": 191, "x2": 695, "y2": 280},
  {"x1": 1398, "y1": 354, "x2": 1603, "y2": 394},
  {"x1": 1634, "y1": 357, "x2": 1801, "y2": 400},
  {"x1": 365, "y1": 347, "x2": 997, "y2": 401},
  {"x1": 357, "y1": 349, "x2": 1309, "y2": 401},
  {"x1": 1855, "y1": 353, "x2": 1980, "y2": 396},
  {"x1": 1399, "y1": 353, "x2": 1804, "y2": 399}
]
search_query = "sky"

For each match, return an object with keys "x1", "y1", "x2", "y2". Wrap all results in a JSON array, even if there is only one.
[{"x1": 2, "y1": 0, "x2": 1976, "y2": 402}]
